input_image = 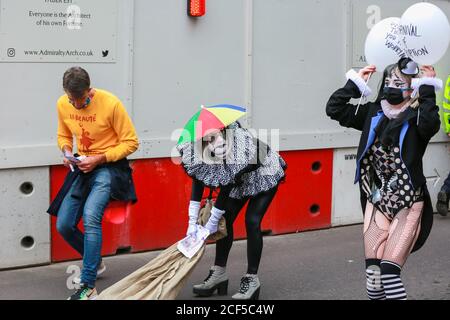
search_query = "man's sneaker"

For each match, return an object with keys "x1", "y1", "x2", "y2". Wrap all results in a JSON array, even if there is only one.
[
  {"x1": 193, "y1": 266, "x2": 228, "y2": 297},
  {"x1": 68, "y1": 285, "x2": 98, "y2": 300},
  {"x1": 73, "y1": 261, "x2": 106, "y2": 285},
  {"x1": 232, "y1": 274, "x2": 261, "y2": 300},
  {"x1": 436, "y1": 191, "x2": 449, "y2": 217}
]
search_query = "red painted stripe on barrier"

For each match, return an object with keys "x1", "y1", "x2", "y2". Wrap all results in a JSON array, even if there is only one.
[{"x1": 270, "y1": 150, "x2": 333, "y2": 234}]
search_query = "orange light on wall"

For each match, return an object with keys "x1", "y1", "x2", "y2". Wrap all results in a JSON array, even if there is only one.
[{"x1": 188, "y1": 0, "x2": 206, "y2": 17}]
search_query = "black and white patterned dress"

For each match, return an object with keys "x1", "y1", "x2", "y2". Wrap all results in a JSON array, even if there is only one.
[
  {"x1": 360, "y1": 139, "x2": 423, "y2": 217},
  {"x1": 177, "y1": 122, "x2": 287, "y2": 199}
]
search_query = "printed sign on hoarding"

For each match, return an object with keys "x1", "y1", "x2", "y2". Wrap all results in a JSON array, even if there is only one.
[{"x1": 0, "y1": 0, "x2": 118, "y2": 63}]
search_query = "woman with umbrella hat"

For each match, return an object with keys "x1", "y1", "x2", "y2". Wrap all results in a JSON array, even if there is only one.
[
  {"x1": 326, "y1": 58, "x2": 442, "y2": 300},
  {"x1": 177, "y1": 105, "x2": 287, "y2": 300}
]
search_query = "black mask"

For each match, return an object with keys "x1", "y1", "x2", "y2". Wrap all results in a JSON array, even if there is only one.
[{"x1": 383, "y1": 87, "x2": 405, "y2": 105}]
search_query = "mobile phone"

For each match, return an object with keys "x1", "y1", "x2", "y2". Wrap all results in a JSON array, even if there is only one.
[{"x1": 64, "y1": 155, "x2": 81, "y2": 163}]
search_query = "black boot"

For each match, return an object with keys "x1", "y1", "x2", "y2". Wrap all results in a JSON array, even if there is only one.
[{"x1": 436, "y1": 190, "x2": 449, "y2": 217}]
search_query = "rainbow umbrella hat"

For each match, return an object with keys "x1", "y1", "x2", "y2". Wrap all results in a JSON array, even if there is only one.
[{"x1": 178, "y1": 104, "x2": 247, "y2": 145}]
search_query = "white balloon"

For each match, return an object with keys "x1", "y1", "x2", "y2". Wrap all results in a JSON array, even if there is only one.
[
  {"x1": 365, "y1": 17, "x2": 407, "y2": 71},
  {"x1": 400, "y1": 3, "x2": 450, "y2": 65}
]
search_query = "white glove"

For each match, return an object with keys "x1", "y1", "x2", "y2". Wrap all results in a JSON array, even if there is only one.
[
  {"x1": 204, "y1": 206, "x2": 226, "y2": 235},
  {"x1": 187, "y1": 201, "x2": 201, "y2": 236},
  {"x1": 411, "y1": 77, "x2": 443, "y2": 98},
  {"x1": 346, "y1": 69, "x2": 373, "y2": 97}
]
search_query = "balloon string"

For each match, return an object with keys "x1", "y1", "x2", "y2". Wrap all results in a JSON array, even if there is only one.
[
  {"x1": 417, "y1": 107, "x2": 420, "y2": 126},
  {"x1": 355, "y1": 72, "x2": 373, "y2": 115}
]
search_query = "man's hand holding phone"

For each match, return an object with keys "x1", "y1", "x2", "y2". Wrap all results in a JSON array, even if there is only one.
[
  {"x1": 62, "y1": 147, "x2": 104, "y2": 173},
  {"x1": 63, "y1": 148, "x2": 80, "y2": 172}
]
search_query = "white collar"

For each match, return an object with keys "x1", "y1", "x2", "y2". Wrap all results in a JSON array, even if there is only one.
[{"x1": 380, "y1": 100, "x2": 411, "y2": 119}]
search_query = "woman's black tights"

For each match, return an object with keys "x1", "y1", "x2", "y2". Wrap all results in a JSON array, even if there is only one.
[
  {"x1": 191, "y1": 179, "x2": 278, "y2": 274},
  {"x1": 215, "y1": 187, "x2": 278, "y2": 274}
]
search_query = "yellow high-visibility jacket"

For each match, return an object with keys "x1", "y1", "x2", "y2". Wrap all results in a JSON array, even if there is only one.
[{"x1": 443, "y1": 75, "x2": 450, "y2": 133}]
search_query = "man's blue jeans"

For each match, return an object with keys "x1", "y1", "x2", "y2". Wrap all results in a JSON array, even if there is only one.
[{"x1": 56, "y1": 168, "x2": 111, "y2": 288}]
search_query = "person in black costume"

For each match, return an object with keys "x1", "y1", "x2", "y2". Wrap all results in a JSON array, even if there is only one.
[{"x1": 326, "y1": 58, "x2": 442, "y2": 300}]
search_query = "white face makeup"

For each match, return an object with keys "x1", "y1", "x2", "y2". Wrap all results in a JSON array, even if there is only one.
[
  {"x1": 384, "y1": 69, "x2": 413, "y2": 98},
  {"x1": 204, "y1": 131, "x2": 228, "y2": 160}
]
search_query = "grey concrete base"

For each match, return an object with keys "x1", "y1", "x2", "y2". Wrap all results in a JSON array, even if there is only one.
[{"x1": 0, "y1": 167, "x2": 50, "y2": 269}]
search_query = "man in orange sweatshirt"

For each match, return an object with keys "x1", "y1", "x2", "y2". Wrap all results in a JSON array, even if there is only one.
[{"x1": 52, "y1": 67, "x2": 139, "y2": 300}]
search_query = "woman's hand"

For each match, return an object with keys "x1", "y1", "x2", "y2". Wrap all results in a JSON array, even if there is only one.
[
  {"x1": 420, "y1": 65, "x2": 436, "y2": 78},
  {"x1": 358, "y1": 65, "x2": 376, "y2": 81}
]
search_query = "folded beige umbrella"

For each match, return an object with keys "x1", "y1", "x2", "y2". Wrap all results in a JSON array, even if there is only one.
[{"x1": 97, "y1": 199, "x2": 226, "y2": 300}]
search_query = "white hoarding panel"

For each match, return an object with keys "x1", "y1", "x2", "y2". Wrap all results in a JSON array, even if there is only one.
[{"x1": 332, "y1": 148, "x2": 363, "y2": 226}]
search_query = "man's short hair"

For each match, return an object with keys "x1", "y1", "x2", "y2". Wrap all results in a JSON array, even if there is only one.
[{"x1": 63, "y1": 67, "x2": 91, "y2": 99}]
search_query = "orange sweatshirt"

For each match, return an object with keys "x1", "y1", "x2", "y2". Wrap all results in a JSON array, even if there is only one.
[{"x1": 57, "y1": 89, "x2": 139, "y2": 163}]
